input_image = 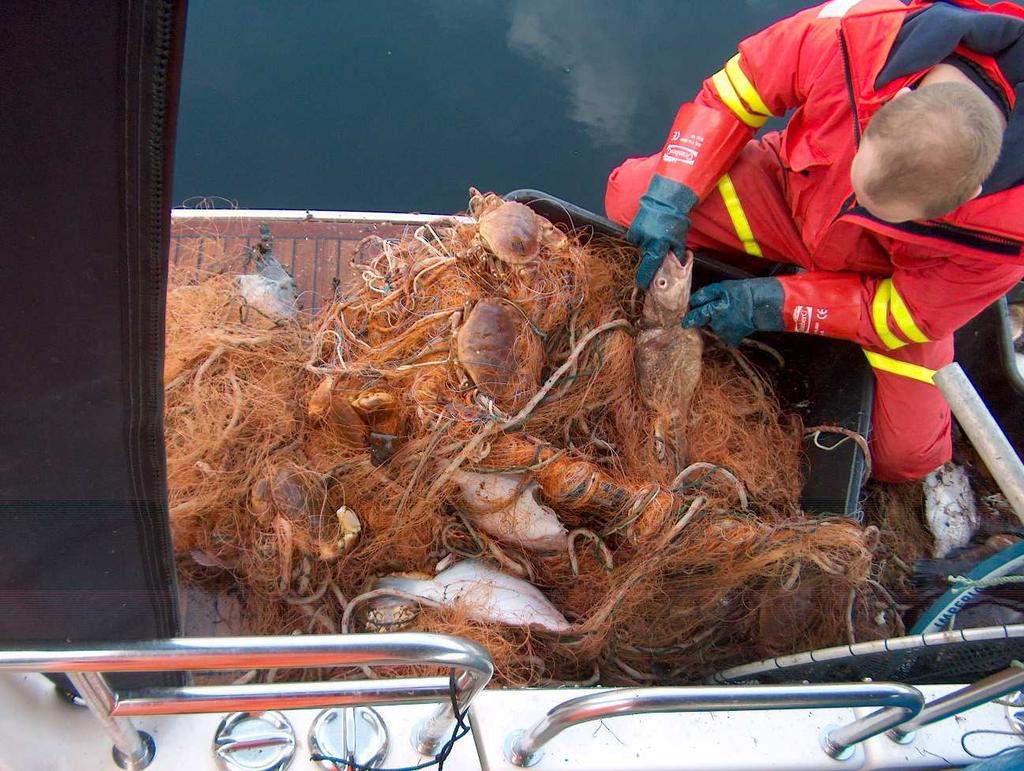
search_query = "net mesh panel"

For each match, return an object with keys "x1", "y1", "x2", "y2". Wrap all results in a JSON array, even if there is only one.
[{"x1": 715, "y1": 625, "x2": 1024, "y2": 685}]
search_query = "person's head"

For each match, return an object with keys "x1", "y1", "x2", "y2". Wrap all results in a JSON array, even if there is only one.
[{"x1": 850, "y1": 81, "x2": 1003, "y2": 222}]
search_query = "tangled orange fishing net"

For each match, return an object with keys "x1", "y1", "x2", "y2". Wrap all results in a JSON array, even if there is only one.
[{"x1": 166, "y1": 190, "x2": 884, "y2": 685}]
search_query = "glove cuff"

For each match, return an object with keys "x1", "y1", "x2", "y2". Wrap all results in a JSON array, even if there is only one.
[
  {"x1": 645, "y1": 174, "x2": 700, "y2": 217},
  {"x1": 750, "y1": 278, "x2": 786, "y2": 333},
  {"x1": 779, "y1": 273, "x2": 863, "y2": 340},
  {"x1": 627, "y1": 176, "x2": 698, "y2": 245},
  {"x1": 655, "y1": 102, "x2": 753, "y2": 199}
]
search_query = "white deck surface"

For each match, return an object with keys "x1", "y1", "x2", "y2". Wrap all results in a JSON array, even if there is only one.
[{"x1": 3, "y1": 671, "x2": 1023, "y2": 770}]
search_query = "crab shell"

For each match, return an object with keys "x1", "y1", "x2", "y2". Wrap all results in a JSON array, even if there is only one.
[
  {"x1": 756, "y1": 578, "x2": 821, "y2": 653},
  {"x1": 364, "y1": 603, "x2": 419, "y2": 632},
  {"x1": 350, "y1": 388, "x2": 404, "y2": 463},
  {"x1": 455, "y1": 299, "x2": 542, "y2": 407},
  {"x1": 307, "y1": 376, "x2": 368, "y2": 447},
  {"x1": 249, "y1": 468, "x2": 309, "y2": 526},
  {"x1": 350, "y1": 389, "x2": 401, "y2": 436},
  {"x1": 477, "y1": 201, "x2": 541, "y2": 265}
]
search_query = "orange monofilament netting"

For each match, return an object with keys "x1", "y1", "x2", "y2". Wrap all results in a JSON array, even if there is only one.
[{"x1": 166, "y1": 191, "x2": 882, "y2": 685}]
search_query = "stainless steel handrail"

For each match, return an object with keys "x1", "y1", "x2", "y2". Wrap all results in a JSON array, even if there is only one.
[
  {"x1": 889, "y1": 663, "x2": 1024, "y2": 741},
  {"x1": 503, "y1": 682, "x2": 924, "y2": 766},
  {"x1": 0, "y1": 633, "x2": 493, "y2": 768},
  {"x1": 68, "y1": 672, "x2": 155, "y2": 769},
  {"x1": 115, "y1": 677, "x2": 457, "y2": 715},
  {"x1": 934, "y1": 363, "x2": 1024, "y2": 524}
]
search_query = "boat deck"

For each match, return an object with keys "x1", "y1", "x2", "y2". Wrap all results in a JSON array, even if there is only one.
[{"x1": 170, "y1": 210, "x2": 434, "y2": 315}]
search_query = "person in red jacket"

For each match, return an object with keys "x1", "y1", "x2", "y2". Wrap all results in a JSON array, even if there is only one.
[{"x1": 606, "y1": 0, "x2": 1024, "y2": 485}]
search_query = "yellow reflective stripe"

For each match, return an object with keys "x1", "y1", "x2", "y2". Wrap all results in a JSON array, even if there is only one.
[
  {"x1": 888, "y1": 282, "x2": 930, "y2": 343},
  {"x1": 871, "y1": 279, "x2": 907, "y2": 350},
  {"x1": 725, "y1": 54, "x2": 773, "y2": 117},
  {"x1": 712, "y1": 69, "x2": 769, "y2": 129},
  {"x1": 717, "y1": 174, "x2": 764, "y2": 258},
  {"x1": 863, "y1": 350, "x2": 937, "y2": 384}
]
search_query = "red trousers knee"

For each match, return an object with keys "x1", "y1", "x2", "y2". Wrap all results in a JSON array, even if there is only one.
[
  {"x1": 606, "y1": 133, "x2": 812, "y2": 272},
  {"x1": 605, "y1": 135, "x2": 952, "y2": 481},
  {"x1": 864, "y1": 340, "x2": 953, "y2": 482}
]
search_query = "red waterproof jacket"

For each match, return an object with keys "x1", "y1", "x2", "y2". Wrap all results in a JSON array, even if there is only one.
[{"x1": 654, "y1": 0, "x2": 1024, "y2": 356}]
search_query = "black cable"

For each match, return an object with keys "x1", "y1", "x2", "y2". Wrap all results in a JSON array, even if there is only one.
[
  {"x1": 960, "y1": 729, "x2": 1024, "y2": 759},
  {"x1": 310, "y1": 671, "x2": 472, "y2": 771}
]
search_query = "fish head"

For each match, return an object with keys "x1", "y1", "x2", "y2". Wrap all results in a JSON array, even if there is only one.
[
  {"x1": 256, "y1": 252, "x2": 293, "y2": 285},
  {"x1": 642, "y1": 249, "x2": 694, "y2": 329}
]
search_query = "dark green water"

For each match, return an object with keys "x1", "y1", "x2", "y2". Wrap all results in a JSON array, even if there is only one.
[{"x1": 173, "y1": 0, "x2": 809, "y2": 215}]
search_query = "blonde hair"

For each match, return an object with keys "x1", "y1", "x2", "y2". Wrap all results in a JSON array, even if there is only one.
[{"x1": 862, "y1": 81, "x2": 1003, "y2": 219}]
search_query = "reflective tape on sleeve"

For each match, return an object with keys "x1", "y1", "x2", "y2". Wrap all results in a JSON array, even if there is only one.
[
  {"x1": 888, "y1": 281, "x2": 931, "y2": 343},
  {"x1": 863, "y1": 350, "x2": 937, "y2": 384},
  {"x1": 711, "y1": 69, "x2": 769, "y2": 129},
  {"x1": 725, "y1": 54, "x2": 773, "y2": 118},
  {"x1": 871, "y1": 279, "x2": 907, "y2": 350}
]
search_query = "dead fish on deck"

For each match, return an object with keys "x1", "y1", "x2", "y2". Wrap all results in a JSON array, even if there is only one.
[
  {"x1": 237, "y1": 224, "x2": 298, "y2": 320},
  {"x1": 452, "y1": 469, "x2": 568, "y2": 551},
  {"x1": 370, "y1": 559, "x2": 570, "y2": 633},
  {"x1": 634, "y1": 250, "x2": 704, "y2": 468},
  {"x1": 923, "y1": 462, "x2": 979, "y2": 558}
]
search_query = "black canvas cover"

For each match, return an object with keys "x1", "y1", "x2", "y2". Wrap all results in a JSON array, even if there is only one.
[{"x1": 0, "y1": 1, "x2": 187, "y2": 685}]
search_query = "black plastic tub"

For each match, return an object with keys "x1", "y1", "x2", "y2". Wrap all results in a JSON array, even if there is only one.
[{"x1": 506, "y1": 189, "x2": 873, "y2": 519}]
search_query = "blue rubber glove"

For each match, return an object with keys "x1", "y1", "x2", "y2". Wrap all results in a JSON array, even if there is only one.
[
  {"x1": 626, "y1": 175, "x2": 699, "y2": 289},
  {"x1": 682, "y1": 278, "x2": 785, "y2": 347}
]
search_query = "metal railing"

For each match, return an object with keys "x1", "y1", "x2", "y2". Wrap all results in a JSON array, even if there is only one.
[
  {"x1": 502, "y1": 682, "x2": 925, "y2": 766},
  {"x1": 0, "y1": 633, "x2": 493, "y2": 769},
  {"x1": 934, "y1": 363, "x2": 1024, "y2": 525},
  {"x1": 889, "y1": 663, "x2": 1024, "y2": 741}
]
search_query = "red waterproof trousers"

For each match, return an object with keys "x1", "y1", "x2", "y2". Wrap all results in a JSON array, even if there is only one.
[{"x1": 606, "y1": 134, "x2": 953, "y2": 482}]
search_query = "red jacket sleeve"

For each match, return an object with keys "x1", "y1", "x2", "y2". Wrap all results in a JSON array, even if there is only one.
[
  {"x1": 778, "y1": 259, "x2": 1024, "y2": 349},
  {"x1": 654, "y1": 2, "x2": 851, "y2": 199}
]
